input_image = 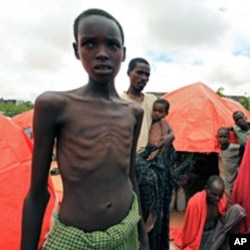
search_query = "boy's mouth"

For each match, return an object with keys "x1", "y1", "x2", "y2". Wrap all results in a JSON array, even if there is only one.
[{"x1": 94, "y1": 65, "x2": 112, "y2": 74}]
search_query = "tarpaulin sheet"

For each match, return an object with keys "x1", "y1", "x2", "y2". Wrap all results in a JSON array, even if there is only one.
[
  {"x1": 0, "y1": 114, "x2": 56, "y2": 249},
  {"x1": 12, "y1": 109, "x2": 34, "y2": 129},
  {"x1": 162, "y1": 82, "x2": 243, "y2": 153}
]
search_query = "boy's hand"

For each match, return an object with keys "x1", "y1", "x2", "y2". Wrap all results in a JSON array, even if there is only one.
[{"x1": 147, "y1": 149, "x2": 159, "y2": 161}]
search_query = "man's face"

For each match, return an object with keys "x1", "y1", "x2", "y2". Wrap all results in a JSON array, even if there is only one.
[
  {"x1": 128, "y1": 62, "x2": 150, "y2": 92},
  {"x1": 233, "y1": 112, "x2": 247, "y2": 128},
  {"x1": 206, "y1": 181, "x2": 224, "y2": 205},
  {"x1": 73, "y1": 15, "x2": 125, "y2": 83}
]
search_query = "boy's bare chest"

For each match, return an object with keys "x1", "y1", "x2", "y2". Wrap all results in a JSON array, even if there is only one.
[{"x1": 61, "y1": 101, "x2": 135, "y2": 143}]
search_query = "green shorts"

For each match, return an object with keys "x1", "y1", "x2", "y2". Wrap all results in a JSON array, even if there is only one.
[{"x1": 42, "y1": 193, "x2": 140, "y2": 250}]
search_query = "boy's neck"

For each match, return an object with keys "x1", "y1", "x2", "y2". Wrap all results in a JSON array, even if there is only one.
[
  {"x1": 85, "y1": 79, "x2": 118, "y2": 99},
  {"x1": 221, "y1": 142, "x2": 230, "y2": 150}
]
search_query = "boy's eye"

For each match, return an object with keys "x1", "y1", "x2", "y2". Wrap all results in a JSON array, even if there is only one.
[
  {"x1": 82, "y1": 40, "x2": 94, "y2": 48},
  {"x1": 109, "y1": 42, "x2": 120, "y2": 49}
]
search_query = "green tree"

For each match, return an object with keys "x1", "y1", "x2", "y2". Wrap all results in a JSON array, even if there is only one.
[
  {"x1": 216, "y1": 87, "x2": 225, "y2": 97},
  {"x1": 0, "y1": 101, "x2": 34, "y2": 117},
  {"x1": 239, "y1": 96, "x2": 250, "y2": 111}
]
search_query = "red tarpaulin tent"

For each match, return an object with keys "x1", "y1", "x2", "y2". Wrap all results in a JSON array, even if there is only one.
[
  {"x1": 162, "y1": 82, "x2": 239, "y2": 153},
  {"x1": 12, "y1": 109, "x2": 34, "y2": 129},
  {"x1": 0, "y1": 114, "x2": 56, "y2": 249}
]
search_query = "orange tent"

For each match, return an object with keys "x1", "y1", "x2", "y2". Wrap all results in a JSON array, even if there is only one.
[
  {"x1": 162, "y1": 82, "x2": 237, "y2": 153},
  {"x1": 12, "y1": 109, "x2": 34, "y2": 129},
  {"x1": 222, "y1": 97, "x2": 250, "y2": 120},
  {"x1": 0, "y1": 114, "x2": 56, "y2": 249}
]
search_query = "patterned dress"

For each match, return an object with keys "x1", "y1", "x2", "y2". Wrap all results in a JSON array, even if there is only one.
[{"x1": 135, "y1": 143, "x2": 176, "y2": 250}]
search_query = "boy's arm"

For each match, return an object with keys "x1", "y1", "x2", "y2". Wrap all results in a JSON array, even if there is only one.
[
  {"x1": 129, "y1": 104, "x2": 149, "y2": 250},
  {"x1": 21, "y1": 93, "x2": 60, "y2": 250},
  {"x1": 155, "y1": 119, "x2": 175, "y2": 149}
]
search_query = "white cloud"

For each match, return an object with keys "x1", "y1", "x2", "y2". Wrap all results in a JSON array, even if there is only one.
[{"x1": 0, "y1": 0, "x2": 250, "y2": 102}]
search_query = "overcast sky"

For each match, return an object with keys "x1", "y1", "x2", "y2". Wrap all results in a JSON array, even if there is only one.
[{"x1": 1, "y1": 0, "x2": 250, "y2": 102}]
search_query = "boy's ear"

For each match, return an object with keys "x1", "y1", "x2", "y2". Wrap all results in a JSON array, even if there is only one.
[
  {"x1": 72, "y1": 42, "x2": 80, "y2": 60},
  {"x1": 122, "y1": 46, "x2": 126, "y2": 62}
]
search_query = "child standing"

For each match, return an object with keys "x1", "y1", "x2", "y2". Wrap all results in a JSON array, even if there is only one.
[
  {"x1": 217, "y1": 127, "x2": 245, "y2": 205},
  {"x1": 21, "y1": 8, "x2": 149, "y2": 250}
]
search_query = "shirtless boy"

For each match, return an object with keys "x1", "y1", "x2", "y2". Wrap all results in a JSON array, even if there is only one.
[
  {"x1": 147, "y1": 98, "x2": 174, "y2": 161},
  {"x1": 21, "y1": 8, "x2": 148, "y2": 250}
]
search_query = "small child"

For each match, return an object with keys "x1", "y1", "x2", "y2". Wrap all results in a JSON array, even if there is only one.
[
  {"x1": 135, "y1": 98, "x2": 175, "y2": 249},
  {"x1": 147, "y1": 99, "x2": 174, "y2": 160},
  {"x1": 217, "y1": 127, "x2": 245, "y2": 205}
]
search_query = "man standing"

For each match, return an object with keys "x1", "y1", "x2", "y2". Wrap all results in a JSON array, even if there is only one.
[
  {"x1": 121, "y1": 58, "x2": 157, "y2": 154},
  {"x1": 122, "y1": 58, "x2": 175, "y2": 249}
]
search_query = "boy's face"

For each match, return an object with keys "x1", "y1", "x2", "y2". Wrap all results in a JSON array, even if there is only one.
[
  {"x1": 217, "y1": 129, "x2": 229, "y2": 145},
  {"x1": 73, "y1": 15, "x2": 125, "y2": 82},
  {"x1": 152, "y1": 103, "x2": 167, "y2": 122},
  {"x1": 128, "y1": 62, "x2": 150, "y2": 92},
  {"x1": 233, "y1": 112, "x2": 247, "y2": 128}
]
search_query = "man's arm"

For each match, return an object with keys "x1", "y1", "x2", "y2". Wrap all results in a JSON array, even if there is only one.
[
  {"x1": 129, "y1": 103, "x2": 149, "y2": 250},
  {"x1": 21, "y1": 93, "x2": 60, "y2": 250}
]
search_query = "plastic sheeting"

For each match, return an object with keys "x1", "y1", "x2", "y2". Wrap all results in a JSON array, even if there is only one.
[
  {"x1": 162, "y1": 82, "x2": 246, "y2": 153},
  {"x1": 12, "y1": 109, "x2": 34, "y2": 129},
  {"x1": 0, "y1": 114, "x2": 56, "y2": 249}
]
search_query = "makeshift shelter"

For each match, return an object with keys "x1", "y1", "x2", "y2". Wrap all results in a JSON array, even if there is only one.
[
  {"x1": 12, "y1": 109, "x2": 34, "y2": 129},
  {"x1": 162, "y1": 82, "x2": 236, "y2": 153},
  {"x1": 0, "y1": 114, "x2": 56, "y2": 249},
  {"x1": 162, "y1": 82, "x2": 240, "y2": 202}
]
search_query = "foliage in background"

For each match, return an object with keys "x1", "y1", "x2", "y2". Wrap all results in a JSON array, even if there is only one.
[
  {"x1": 216, "y1": 87, "x2": 225, "y2": 97},
  {"x1": 239, "y1": 96, "x2": 250, "y2": 110},
  {"x1": 0, "y1": 100, "x2": 34, "y2": 117},
  {"x1": 216, "y1": 87, "x2": 250, "y2": 111}
]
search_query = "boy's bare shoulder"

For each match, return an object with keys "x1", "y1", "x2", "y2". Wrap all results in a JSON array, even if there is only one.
[
  {"x1": 34, "y1": 90, "x2": 70, "y2": 113},
  {"x1": 35, "y1": 87, "x2": 83, "y2": 107}
]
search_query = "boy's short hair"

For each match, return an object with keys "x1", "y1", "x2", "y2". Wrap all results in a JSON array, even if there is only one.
[
  {"x1": 128, "y1": 58, "x2": 150, "y2": 72},
  {"x1": 154, "y1": 99, "x2": 170, "y2": 113},
  {"x1": 217, "y1": 127, "x2": 230, "y2": 137},
  {"x1": 232, "y1": 110, "x2": 244, "y2": 118},
  {"x1": 73, "y1": 8, "x2": 124, "y2": 44}
]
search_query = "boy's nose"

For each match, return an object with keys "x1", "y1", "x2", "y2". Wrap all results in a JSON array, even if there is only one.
[{"x1": 96, "y1": 46, "x2": 109, "y2": 59}]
